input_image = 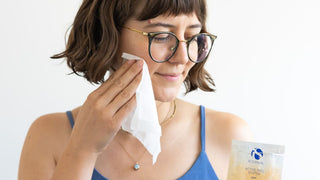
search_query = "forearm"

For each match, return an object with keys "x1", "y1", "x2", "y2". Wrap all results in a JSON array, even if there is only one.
[{"x1": 51, "y1": 142, "x2": 99, "y2": 180}]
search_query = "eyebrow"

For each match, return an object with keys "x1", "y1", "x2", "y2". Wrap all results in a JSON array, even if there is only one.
[{"x1": 144, "y1": 22, "x2": 202, "y2": 29}]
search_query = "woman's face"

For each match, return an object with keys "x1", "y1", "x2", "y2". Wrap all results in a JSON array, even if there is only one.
[{"x1": 118, "y1": 13, "x2": 201, "y2": 102}]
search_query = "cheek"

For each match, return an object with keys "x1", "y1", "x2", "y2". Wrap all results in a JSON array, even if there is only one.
[
  {"x1": 119, "y1": 34, "x2": 149, "y2": 61},
  {"x1": 144, "y1": 60, "x2": 159, "y2": 75},
  {"x1": 185, "y1": 62, "x2": 196, "y2": 74}
]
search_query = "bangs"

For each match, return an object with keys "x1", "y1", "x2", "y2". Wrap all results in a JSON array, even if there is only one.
[{"x1": 136, "y1": 0, "x2": 206, "y2": 25}]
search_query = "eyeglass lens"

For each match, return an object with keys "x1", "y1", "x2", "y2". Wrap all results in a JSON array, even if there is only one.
[{"x1": 149, "y1": 33, "x2": 213, "y2": 63}]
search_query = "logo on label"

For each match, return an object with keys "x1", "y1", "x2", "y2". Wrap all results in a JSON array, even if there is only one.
[{"x1": 251, "y1": 148, "x2": 263, "y2": 160}]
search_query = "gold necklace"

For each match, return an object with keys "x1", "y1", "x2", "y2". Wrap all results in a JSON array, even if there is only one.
[
  {"x1": 160, "y1": 99, "x2": 176, "y2": 126},
  {"x1": 118, "y1": 100, "x2": 177, "y2": 170}
]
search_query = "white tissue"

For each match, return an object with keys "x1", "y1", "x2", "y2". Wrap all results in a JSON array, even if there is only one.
[{"x1": 121, "y1": 52, "x2": 161, "y2": 164}]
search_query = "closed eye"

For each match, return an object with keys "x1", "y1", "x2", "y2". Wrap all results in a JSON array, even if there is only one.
[{"x1": 153, "y1": 34, "x2": 174, "y2": 43}]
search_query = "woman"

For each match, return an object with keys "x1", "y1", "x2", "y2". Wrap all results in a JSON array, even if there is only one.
[{"x1": 18, "y1": 0, "x2": 253, "y2": 179}]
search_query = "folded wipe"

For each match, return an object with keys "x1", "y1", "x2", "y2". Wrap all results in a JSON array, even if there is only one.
[{"x1": 121, "y1": 52, "x2": 161, "y2": 164}]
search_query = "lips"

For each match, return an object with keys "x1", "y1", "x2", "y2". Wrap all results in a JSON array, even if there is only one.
[{"x1": 155, "y1": 72, "x2": 182, "y2": 81}]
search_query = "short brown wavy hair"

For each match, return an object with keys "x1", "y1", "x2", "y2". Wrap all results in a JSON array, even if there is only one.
[{"x1": 52, "y1": 0, "x2": 215, "y2": 93}]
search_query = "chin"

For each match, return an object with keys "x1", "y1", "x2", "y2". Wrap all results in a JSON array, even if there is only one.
[{"x1": 153, "y1": 87, "x2": 180, "y2": 102}]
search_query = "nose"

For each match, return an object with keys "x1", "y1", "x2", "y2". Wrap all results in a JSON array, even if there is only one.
[{"x1": 168, "y1": 39, "x2": 189, "y2": 64}]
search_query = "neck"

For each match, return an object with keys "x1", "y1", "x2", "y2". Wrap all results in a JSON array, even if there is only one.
[{"x1": 155, "y1": 99, "x2": 176, "y2": 125}]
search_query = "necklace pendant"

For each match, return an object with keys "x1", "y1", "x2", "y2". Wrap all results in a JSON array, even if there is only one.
[{"x1": 134, "y1": 163, "x2": 140, "y2": 170}]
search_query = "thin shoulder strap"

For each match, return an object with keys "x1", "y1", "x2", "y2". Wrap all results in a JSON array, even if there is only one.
[
  {"x1": 66, "y1": 111, "x2": 75, "y2": 128},
  {"x1": 200, "y1": 105, "x2": 206, "y2": 152}
]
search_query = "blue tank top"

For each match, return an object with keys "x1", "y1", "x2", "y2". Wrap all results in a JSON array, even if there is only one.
[{"x1": 66, "y1": 105, "x2": 219, "y2": 180}]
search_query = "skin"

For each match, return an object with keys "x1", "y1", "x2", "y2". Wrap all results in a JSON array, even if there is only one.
[{"x1": 18, "y1": 13, "x2": 253, "y2": 180}]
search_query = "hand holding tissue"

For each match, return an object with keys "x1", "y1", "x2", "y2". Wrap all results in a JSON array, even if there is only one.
[{"x1": 121, "y1": 52, "x2": 161, "y2": 164}]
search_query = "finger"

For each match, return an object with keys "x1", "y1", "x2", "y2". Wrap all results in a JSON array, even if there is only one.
[
  {"x1": 106, "y1": 70, "x2": 142, "y2": 114},
  {"x1": 97, "y1": 60, "x2": 143, "y2": 105},
  {"x1": 87, "y1": 59, "x2": 142, "y2": 106},
  {"x1": 112, "y1": 93, "x2": 137, "y2": 122},
  {"x1": 94, "y1": 59, "x2": 138, "y2": 96},
  {"x1": 104, "y1": 60, "x2": 143, "y2": 89}
]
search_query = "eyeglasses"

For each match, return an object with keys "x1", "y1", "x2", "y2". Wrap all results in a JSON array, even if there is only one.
[{"x1": 124, "y1": 27, "x2": 217, "y2": 63}]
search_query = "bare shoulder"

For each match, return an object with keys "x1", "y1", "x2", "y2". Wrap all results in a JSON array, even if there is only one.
[
  {"x1": 205, "y1": 108, "x2": 254, "y2": 142},
  {"x1": 31, "y1": 112, "x2": 70, "y2": 128},
  {"x1": 28, "y1": 112, "x2": 72, "y2": 142},
  {"x1": 19, "y1": 112, "x2": 73, "y2": 179},
  {"x1": 203, "y1": 108, "x2": 254, "y2": 179},
  {"x1": 25, "y1": 112, "x2": 74, "y2": 156},
  {"x1": 171, "y1": 99, "x2": 253, "y2": 141}
]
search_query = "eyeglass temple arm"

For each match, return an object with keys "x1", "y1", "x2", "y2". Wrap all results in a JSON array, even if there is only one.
[
  {"x1": 124, "y1": 26, "x2": 217, "y2": 40},
  {"x1": 123, "y1": 27, "x2": 149, "y2": 36}
]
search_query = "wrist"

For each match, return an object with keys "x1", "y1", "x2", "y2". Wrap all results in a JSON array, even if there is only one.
[{"x1": 52, "y1": 141, "x2": 99, "y2": 180}]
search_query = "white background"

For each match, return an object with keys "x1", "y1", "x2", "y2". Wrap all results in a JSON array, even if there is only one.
[{"x1": 1, "y1": 0, "x2": 319, "y2": 179}]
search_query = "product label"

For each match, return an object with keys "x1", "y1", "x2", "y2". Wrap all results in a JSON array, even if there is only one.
[{"x1": 227, "y1": 140, "x2": 284, "y2": 180}]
